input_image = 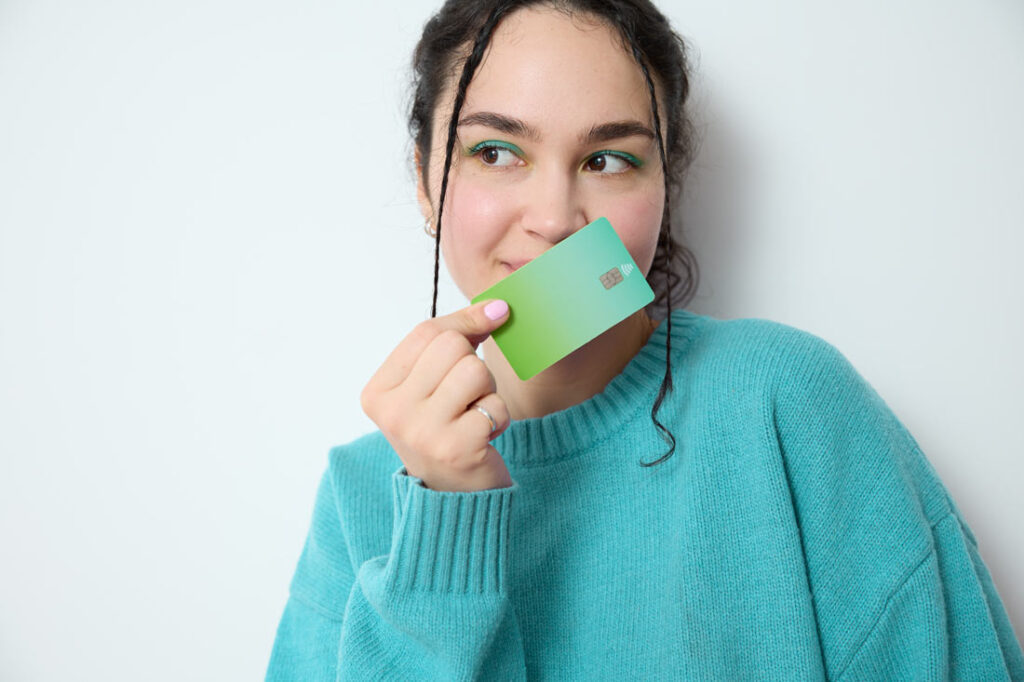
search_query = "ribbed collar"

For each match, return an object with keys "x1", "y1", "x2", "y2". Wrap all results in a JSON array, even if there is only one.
[{"x1": 492, "y1": 308, "x2": 707, "y2": 469}]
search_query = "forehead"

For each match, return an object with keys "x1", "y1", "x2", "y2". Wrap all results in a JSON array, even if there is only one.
[{"x1": 455, "y1": 7, "x2": 652, "y2": 135}]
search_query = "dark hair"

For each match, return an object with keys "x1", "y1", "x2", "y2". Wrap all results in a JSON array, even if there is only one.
[{"x1": 408, "y1": 0, "x2": 701, "y2": 466}]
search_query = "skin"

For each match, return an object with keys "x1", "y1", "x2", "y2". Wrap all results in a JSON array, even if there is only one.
[{"x1": 416, "y1": 6, "x2": 668, "y2": 422}]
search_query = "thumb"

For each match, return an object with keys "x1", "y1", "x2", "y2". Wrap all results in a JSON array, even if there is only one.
[{"x1": 456, "y1": 299, "x2": 510, "y2": 349}]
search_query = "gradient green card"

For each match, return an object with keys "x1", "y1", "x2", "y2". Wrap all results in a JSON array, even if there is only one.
[{"x1": 470, "y1": 216, "x2": 654, "y2": 381}]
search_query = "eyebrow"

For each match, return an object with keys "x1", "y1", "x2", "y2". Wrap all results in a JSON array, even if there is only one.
[{"x1": 457, "y1": 111, "x2": 655, "y2": 145}]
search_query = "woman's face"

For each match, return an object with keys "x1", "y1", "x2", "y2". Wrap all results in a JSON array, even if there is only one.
[{"x1": 417, "y1": 6, "x2": 667, "y2": 301}]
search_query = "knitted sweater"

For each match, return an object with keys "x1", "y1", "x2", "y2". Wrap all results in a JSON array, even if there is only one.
[{"x1": 265, "y1": 309, "x2": 1024, "y2": 680}]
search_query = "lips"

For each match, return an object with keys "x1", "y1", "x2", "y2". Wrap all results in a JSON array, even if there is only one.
[{"x1": 505, "y1": 257, "x2": 539, "y2": 272}]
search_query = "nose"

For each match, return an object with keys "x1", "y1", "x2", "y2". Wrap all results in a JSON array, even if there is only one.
[{"x1": 518, "y1": 167, "x2": 587, "y2": 244}]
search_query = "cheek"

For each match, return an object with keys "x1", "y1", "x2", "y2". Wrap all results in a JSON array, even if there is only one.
[
  {"x1": 438, "y1": 177, "x2": 519, "y2": 294},
  {"x1": 599, "y1": 194, "x2": 665, "y2": 276}
]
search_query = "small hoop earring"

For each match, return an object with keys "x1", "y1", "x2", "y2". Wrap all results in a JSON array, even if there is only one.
[{"x1": 423, "y1": 220, "x2": 436, "y2": 237}]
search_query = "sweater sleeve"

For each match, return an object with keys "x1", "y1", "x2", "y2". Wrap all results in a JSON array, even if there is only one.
[
  {"x1": 769, "y1": 327, "x2": 1024, "y2": 681},
  {"x1": 835, "y1": 510, "x2": 1024, "y2": 681},
  {"x1": 265, "y1": 455, "x2": 528, "y2": 681}
]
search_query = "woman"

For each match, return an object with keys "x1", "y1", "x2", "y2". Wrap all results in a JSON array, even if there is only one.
[{"x1": 266, "y1": 1, "x2": 1023, "y2": 679}]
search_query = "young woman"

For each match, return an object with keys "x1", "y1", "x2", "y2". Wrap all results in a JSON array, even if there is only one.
[{"x1": 266, "y1": 1, "x2": 1023, "y2": 679}]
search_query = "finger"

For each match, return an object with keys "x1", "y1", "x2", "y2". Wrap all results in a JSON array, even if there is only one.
[
  {"x1": 366, "y1": 299, "x2": 510, "y2": 393},
  {"x1": 365, "y1": 320, "x2": 443, "y2": 393},
  {"x1": 444, "y1": 298, "x2": 511, "y2": 350},
  {"x1": 404, "y1": 328, "x2": 474, "y2": 401},
  {"x1": 456, "y1": 392, "x2": 511, "y2": 443},
  {"x1": 429, "y1": 353, "x2": 498, "y2": 422}
]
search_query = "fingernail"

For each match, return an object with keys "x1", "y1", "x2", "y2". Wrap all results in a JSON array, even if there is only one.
[{"x1": 484, "y1": 299, "x2": 508, "y2": 320}]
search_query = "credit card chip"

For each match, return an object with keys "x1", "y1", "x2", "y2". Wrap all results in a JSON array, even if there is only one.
[{"x1": 599, "y1": 267, "x2": 624, "y2": 289}]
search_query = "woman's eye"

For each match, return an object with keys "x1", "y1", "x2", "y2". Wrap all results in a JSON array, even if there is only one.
[
  {"x1": 476, "y1": 146, "x2": 522, "y2": 167},
  {"x1": 585, "y1": 153, "x2": 634, "y2": 174}
]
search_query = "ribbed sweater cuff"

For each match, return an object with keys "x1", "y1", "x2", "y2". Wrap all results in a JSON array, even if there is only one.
[{"x1": 384, "y1": 467, "x2": 517, "y2": 595}]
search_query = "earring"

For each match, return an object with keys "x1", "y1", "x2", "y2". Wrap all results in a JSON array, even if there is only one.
[{"x1": 423, "y1": 220, "x2": 436, "y2": 237}]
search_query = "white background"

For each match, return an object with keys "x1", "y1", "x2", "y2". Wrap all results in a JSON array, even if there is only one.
[{"x1": 1, "y1": 0, "x2": 1021, "y2": 678}]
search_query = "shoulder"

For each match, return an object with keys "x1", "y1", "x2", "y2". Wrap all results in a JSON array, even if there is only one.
[
  {"x1": 682, "y1": 311, "x2": 928, "y2": 473},
  {"x1": 326, "y1": 429, "x2": 402, "y2": 493},
  {"x1": 703, "y1": 312, "x2": 844, "y2": 362},
  {"x1": 725, "y1": 315, "x2": 950, "y2": 524},
  {"x1": 694, "y1": 314, "x2": 897, "y2": 435},
  {"x1": 677, "y1": 310, "x2": 857, "y2": 392}
]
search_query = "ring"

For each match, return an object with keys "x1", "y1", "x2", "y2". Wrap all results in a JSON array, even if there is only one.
[{"x1": 474, "y1": 404, "x2": 497, "y2": 434}]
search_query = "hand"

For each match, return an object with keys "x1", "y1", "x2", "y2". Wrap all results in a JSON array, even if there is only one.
[{"x1": 360, "y1": 299, "x2": 513, "y2": 492}]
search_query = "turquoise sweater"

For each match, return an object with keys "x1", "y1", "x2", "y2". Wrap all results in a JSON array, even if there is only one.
[{"x1": 265, "y1": 309, "x2": 1024, "y2": 680}]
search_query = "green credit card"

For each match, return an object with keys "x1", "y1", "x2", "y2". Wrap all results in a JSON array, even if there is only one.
[{"x1": 470, "y1": 216, "x2": 655, "y2": 381}]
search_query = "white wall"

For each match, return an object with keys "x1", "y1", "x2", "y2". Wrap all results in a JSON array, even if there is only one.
[{"x1": 0, "y1": 0, "x2": 1020, "y2": 678}]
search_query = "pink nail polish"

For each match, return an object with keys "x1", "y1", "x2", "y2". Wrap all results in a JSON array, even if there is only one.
[{"x1": 484, "y1": 300, "x2": 508, "y2": 320}]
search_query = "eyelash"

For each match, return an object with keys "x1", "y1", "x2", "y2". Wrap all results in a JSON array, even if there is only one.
[{"x1": 466, "y1": 141, "x2": 642, "y2": 173}]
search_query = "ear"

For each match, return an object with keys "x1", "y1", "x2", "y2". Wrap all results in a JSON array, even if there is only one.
[{"x1": 415, "y1": 147, "x2": 433, "y2": 223}]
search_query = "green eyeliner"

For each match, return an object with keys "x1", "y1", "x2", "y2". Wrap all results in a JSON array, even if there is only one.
[
  {"x1": 467, "y1": 140, "x2": 524, "y2": 156},
  {"x1": 465, "y1": 141, "x2": 644, "y2": 169},
  {"x1": 591, "y1": 150, "x2": 644, "y2": 167}
]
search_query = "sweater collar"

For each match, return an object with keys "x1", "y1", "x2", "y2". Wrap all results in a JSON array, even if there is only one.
[{"x1": 492, "y1": 308, "x2": 705, "y2": 469}]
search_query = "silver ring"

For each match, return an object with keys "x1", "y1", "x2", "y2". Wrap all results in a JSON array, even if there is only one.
[{"x1": 474, "y1": 404, "x2": 497, "y2": 434}]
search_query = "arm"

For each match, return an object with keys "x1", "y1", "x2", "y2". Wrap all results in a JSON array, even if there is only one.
[
  {"x1": 265, "y1": 453, "x2": 528, "y2": 681},
  {"x1": 835, "y1": 510, "x2": 1024, "y2": 681},
  {"x1": 768, "y1": 327, "x2": 1023, "y2": 681}
]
